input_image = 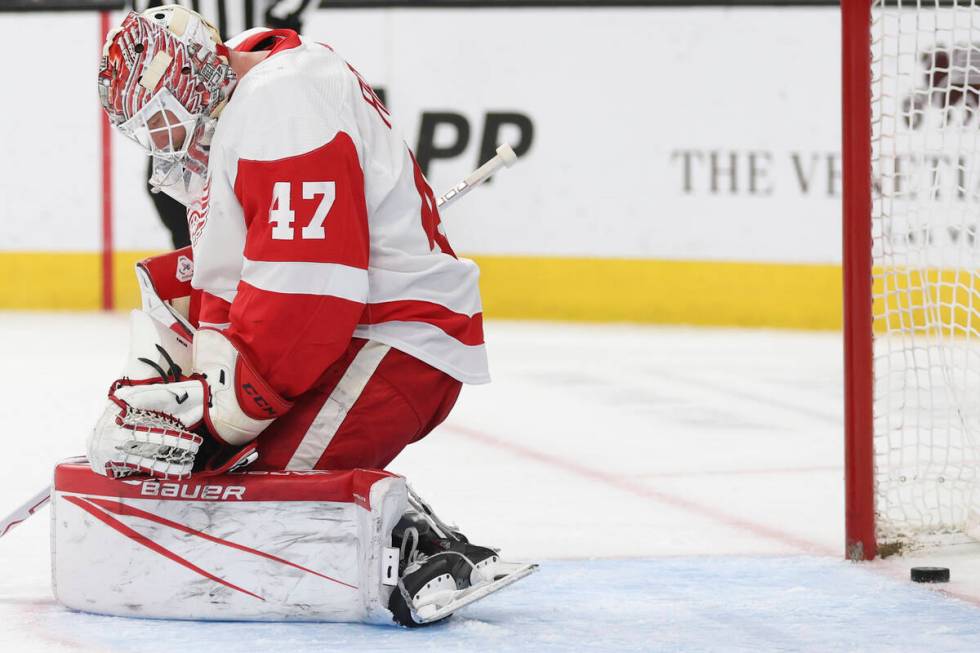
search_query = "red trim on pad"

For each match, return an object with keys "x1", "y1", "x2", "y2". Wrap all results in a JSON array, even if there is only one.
[
  {"x1": 54, "y1": 463, "x2": 395, "y2": 508},
  {"x1": 84, "y1": 497, "x2": 357, "y2": 589},
  {"x1": 63, "y1": 495, "x2": 265, "y2": 601}
]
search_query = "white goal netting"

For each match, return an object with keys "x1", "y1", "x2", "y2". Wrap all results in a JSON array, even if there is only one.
[{"x1": 872, "y1": 0, "x2": 980, "y2": 548}]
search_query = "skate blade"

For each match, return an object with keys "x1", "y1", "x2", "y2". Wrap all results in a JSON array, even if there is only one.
[{"x1": 416, "y1": 561, "x2": 539, "y2": 624}]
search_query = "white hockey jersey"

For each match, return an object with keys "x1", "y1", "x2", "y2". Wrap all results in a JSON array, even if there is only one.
[{"x1": 185, "y1": 29, "x2": 489, "y2": 399}]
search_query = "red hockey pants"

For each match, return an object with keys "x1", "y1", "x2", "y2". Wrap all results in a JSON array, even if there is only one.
[{"x1": 251, "y1": 338, "x2": 462, "y2": 471}]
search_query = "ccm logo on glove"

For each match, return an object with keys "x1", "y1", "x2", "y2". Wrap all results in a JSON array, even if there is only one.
[
  {"x1": 196, "y1": 329, "x2": 293, "y2": 445},
  {"x1": 242, "y1": 383, "x2": 279, "y2": 417}
]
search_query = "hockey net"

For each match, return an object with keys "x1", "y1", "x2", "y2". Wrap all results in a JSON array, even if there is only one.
[{"x1": 845, "y1": 0, "x2": 980, "y2": 559}]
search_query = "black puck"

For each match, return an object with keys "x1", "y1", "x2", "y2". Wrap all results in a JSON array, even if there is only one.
[{"x1": 911, "y1": 567, "x2": 950, "y2": 583}]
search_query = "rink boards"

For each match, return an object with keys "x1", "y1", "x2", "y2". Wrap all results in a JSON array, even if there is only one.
[{"x1": 0, "y1": 6, "x2": 846, "y2": 328}]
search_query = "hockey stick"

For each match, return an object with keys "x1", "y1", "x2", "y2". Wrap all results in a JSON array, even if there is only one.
[
  {"x1": 0, "y1": 145, "x2": 520, "y2": 541},
  {"x1": 436, "y1": 144, "x2": 518, "y2": 210},
  {"x1": 0, "y1": 485, "x2": 52, "y2": 538}
]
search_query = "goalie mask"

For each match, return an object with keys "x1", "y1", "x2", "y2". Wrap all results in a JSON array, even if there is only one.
[{"x1": 99, "y1": 7, "x2": 236, "y2": 206}]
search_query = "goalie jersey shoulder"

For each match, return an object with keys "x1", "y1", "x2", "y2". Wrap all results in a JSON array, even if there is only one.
[{"x1": 214, "y1": 39, "x2": 363, "y2": 170}]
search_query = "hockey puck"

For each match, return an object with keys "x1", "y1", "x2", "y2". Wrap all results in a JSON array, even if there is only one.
[{"x1": 911, "y1": 567, "x2": 950, "y2": 583}]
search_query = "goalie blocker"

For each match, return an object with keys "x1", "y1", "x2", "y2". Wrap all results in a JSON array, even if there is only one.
[{"x1": 52, "y1": 462, "x2": 406, "y2": 623}]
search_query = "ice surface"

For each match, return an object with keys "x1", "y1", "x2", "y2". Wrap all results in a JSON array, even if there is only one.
[
  {"x1": 3, "y1": 314, "x2": 980, "y2": 651},
  {"x1": 6, "y1": 558, "x2": 980, "y2": 652}
]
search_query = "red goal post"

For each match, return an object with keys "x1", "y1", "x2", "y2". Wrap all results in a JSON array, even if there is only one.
[
  {"x1": 842, "y1": 0, "x2": 875, "y2": 561},
  {"x1": 843, "y1": 0, "x2": 980, "y2": 561}
]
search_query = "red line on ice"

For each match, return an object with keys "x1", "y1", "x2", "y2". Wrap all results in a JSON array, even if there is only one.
[
  {"x1": 444, "y1": 422, "x2": 836, "y2": 556},
  {"x1": 637, "y1": 465, "x2": 841, "y2": 479}
]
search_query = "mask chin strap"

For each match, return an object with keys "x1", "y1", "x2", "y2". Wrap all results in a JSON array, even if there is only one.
[
  {"x1": 146, "y1": 108, "x2": 215, "y2": 204},
  {"x1": 148, "y1": 157, "x2": 183, "y2": 194},
  {"x1": 150, "y1": 167, "x2": 205, "y2": 207}
]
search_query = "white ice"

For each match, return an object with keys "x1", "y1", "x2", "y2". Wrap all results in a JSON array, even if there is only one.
[{"x1": 2, "y1": 314, "x2": 980, "y2": 651}]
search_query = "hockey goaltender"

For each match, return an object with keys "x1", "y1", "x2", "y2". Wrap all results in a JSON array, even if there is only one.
[{"x1": 59, "y1": 5, "x2": 535, "y2": 627}]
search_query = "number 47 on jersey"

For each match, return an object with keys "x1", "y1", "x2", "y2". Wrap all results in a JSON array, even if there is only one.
[{"x1": 269, "y1": 181, "x2": 335, "y2": 240}]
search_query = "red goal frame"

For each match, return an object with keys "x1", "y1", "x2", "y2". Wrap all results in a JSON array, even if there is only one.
[{"x1": 841, "y1": 0, "x2": 876, "y2": 561}]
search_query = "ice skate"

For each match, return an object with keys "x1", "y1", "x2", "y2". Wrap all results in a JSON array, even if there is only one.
[{"x1": 387, "y1": 499, "x2": 538, "y2": 627}]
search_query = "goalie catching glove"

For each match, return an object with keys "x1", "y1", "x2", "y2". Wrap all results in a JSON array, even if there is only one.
[{"x1": 88, "y1": 328, "x2": 291, "y2": 479}]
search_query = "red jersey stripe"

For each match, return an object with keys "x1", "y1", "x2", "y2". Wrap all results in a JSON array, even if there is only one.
[{"x1": 360, "y1": 300, "x2": 484, "y2": 347}]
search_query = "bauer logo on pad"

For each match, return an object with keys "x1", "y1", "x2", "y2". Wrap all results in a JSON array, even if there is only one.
[{"x1": 140, "y1": 481, "x2": 245, "y2": 500}]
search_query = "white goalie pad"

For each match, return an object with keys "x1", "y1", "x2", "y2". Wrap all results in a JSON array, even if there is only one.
[
  {"x1": 51, "y1": 462, "x2": 407, "y2": 623},
  {"x1": 121, "y1": 309, "x2": 193, "y2": 380}
]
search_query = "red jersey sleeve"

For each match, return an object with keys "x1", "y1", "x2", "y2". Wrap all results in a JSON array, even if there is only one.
[{"x1": 224, "y1": 132, "x2": 369, "y2": 399}]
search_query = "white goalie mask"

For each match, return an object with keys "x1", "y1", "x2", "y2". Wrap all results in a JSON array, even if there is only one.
[
  {"x1": 99, "y1": 7, "x2": 236, "y2": 206},
  {"x1": 118, "y1": 88, "x2": 217, "y2": 205}
]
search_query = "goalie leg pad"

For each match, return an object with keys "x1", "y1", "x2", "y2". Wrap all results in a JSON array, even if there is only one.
[{"x1": 51, "y1": 462, "x2": 407, "y2": 623}]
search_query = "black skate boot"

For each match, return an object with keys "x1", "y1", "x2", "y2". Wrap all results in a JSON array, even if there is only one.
[
  {"x1": 387, "y1": 491, "x2": 539, "y2": 626},
  {"x1": 388, "y1": 512, "x2": 503, "y2": 626},
  {"x1": 389, "y1": 514, "x2": 457, "y2": 627},
  {"x1": 392, "y1": 511, "x2": 501, "y2": 587},
  {"x1": 435, "y1": 539, "x2": 502, "y2": 590}
]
